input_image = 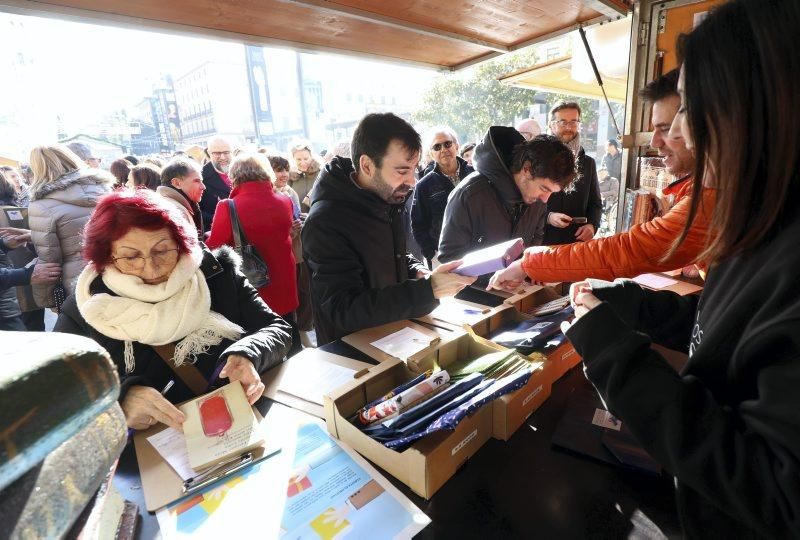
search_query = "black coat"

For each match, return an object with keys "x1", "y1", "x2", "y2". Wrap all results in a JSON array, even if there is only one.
[
  {"x1": 302, "y1": 157, "x2": 437, "y2": 345},
  {"x1": 565, "y1": 206, "x2": 800, "y2": 538},
  {"x1": 543, "y1": 148, "x2": 602, "y2": 245},
  {"x1": 411, "y1": 156, "x2": 474, "y2": 260},
  {"x1": 438, "y1": 126, "x2": 547, "y2": 264},
  {"x1": 601, "y1": 151, "x2": 622, "y2": 182},
  {"x1": 200, "y1": 161, "x2": 232, "y2": 232},
  {"x1": 54, "y1": 246, "x2": 292, "y2": 404}
]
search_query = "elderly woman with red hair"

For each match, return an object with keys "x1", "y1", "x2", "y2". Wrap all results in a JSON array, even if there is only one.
[{"x1": 54, "y1": 189, "x2": 291, "y2": 432}]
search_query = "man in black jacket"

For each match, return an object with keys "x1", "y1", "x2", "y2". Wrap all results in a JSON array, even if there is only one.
[
  {"x1": 200, "y1": 135, "x2": 235, "y2": 232},
  {"x1": 544, "y1": 101, "x2": 603, "y2": 245},
  {"x1": 411, "y1": 127, "x2": 474, "y2": 265},
  {"x1": 302, "y1": 113, "x2": 475, "y2": 345},
  {"x1": 438, "y1": 129, "x2": 576, "y2": 264}
]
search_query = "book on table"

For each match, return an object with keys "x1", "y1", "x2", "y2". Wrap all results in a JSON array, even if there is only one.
[{"x1": 180, "y1": 381, "x2": 264, "y2": 471}]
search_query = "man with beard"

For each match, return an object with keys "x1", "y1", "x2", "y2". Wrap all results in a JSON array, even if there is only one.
[
  {"x1": 488, "y1": 69, "x2": 716, "y2": 289},
  {"x1": 543, "y1": 102, "x2": 603, "y2": 245},
  {"x1": 200, "y1": 135, "x2": 235, "y2": 231},
  {"x1": 302, "y1": 113, "x2": 475, "y2": 345}
]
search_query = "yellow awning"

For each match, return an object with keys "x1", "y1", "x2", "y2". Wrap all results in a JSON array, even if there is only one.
[
  {"x1": 498, "y1": 55, "x2": 628, "y2": 102},
  {"x1": 498, "y1": 16, "x2": 631, "y2": 101}
]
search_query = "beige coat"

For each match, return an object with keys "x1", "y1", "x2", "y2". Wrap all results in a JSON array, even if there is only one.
[{"x1": 28, "y1": 169, "x2": 114, "y2": 307}]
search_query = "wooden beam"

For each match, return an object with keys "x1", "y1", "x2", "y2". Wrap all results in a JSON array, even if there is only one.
[
  {"x1": 277, "y1": 0, "x2": 509, "y2": 53},
  {"x1": 450, "y1": 14, "x2": 615, "y2": 72}
]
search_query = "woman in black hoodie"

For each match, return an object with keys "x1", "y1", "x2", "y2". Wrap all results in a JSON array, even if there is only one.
[{"x1": 561, "y1": 1, "x2": 800, "y2": 538}]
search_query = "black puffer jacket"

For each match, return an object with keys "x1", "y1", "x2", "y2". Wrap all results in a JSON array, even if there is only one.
[
  {"x1": 438, "y1": 126, "x2": 547, "y2": 263},
  {"x1": 543, "y1": 148, "x2": 602, "y2": 245},
  {"x1": 54, "y1": 246, "x2": 292, "y2": 404},
  {"x1": 302, "y1": 157, "x2": 437, "y2": 345}
]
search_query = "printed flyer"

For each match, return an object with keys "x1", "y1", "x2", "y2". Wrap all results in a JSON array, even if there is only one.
[{"x1": 156, "y1": 406, "x2": 429, "y2": 539}]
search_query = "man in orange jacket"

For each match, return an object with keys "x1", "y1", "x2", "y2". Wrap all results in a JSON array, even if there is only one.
[{"x1": 488, "y1": 69, "x2": 715, "y2": 291}]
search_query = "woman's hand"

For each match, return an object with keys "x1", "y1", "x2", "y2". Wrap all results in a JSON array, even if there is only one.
[
  {"x1": 569, "y1": 281, "x2": 602, "y2": 319},
  {"x1": 220, "y1": 354, "x2": 265, "y2": 405},
  {"x1": 121, "y1": 385, "x2": 186, "y2": 431},
  {"x1": 487, "y1": 260, "x2": 527, "y2": 292}
]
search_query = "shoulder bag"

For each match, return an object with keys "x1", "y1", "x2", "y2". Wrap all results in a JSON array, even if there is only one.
[{"x1": 226, "y1": 200, "x2": 270, "y2": 289}]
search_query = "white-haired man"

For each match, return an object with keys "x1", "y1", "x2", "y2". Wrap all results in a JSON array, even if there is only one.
[
  {"x1": 410, "y1": 127, "x2": 474, "y2": 265},
  {"x1": 515, "y1": 118, "x2": 543, "y2": 141},
  {"x1": 200, "y1": 135, "x2": 236, "y2": 231}
]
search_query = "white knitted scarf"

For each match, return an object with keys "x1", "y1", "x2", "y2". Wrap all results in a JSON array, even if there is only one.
[{"x1": 75, "y1": 246, "x2": 244, "y2": 373}]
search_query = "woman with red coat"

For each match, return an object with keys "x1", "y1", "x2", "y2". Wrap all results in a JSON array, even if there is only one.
[{"x1": 207, "y1": 153, "x2": 300, "y2": 354}]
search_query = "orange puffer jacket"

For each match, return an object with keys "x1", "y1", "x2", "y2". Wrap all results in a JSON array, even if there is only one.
[{"x1": 521, "y1": 178, "x2": 716, "y2": 282}]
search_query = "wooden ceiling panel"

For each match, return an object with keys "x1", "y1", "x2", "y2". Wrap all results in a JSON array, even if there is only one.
[
  {"x1": 22, "y1": 0, "x2": 491, "y2": 67},
  {"x1": 328, "y1": 0, "x2": 603, "y2": 46},
  {"x1": 4, "y1": 0, "x2": 629, "y2": 69}
]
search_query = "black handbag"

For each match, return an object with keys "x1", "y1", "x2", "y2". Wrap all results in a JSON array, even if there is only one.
[{"x1": 226, "y1": 200, "x2": 270, "y2": 289}]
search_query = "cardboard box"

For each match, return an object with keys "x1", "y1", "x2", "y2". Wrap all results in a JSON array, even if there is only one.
[
  {"x1": 324, "y1": 358, "x2": 492, "y2": 499},
  {"x1": 342, "y1": 319, "x2": 466, "y2": 372},
  {"x1": 481, "y1": 295, "x2": 583, "y2": 389},
  {"x1": 436, "y1": 331, "x2": 552, "y2": 441}
]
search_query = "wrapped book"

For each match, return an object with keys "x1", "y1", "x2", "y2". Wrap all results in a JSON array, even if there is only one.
[
  {"x1": 180, "y1": 381, "x2": 264, "y2": 471},
  {"x1": 453, "y1": 238, "x2": 525, "y2": 277}
]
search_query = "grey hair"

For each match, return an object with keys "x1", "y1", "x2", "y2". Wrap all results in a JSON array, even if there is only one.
[
  {"x1": 66, "y1": 142, "x2": 94, "y2": 161},
  {"x1": 425, "y1": 127, "x2": 459, "y2": 150},
  {"x1": 228, "y1": 153, "x2": 275, "y2": 186}
]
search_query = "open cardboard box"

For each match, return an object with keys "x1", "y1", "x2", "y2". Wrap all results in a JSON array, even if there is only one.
[
  {"x1": 324, "y1": 358, "x2": 492, "y2": 499},
  {"x1": 435, "y1": 330, "x2": 550, "y2": 442},
  {"x1": 483, "y1": 297, "x2": 582, "y2": 388},
  {"x1": 342, "y1": 319, "x2": 466, "y2": 372}
]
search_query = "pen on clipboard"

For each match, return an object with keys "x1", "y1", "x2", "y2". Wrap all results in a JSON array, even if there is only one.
[
  {"x1": 127, "y1": 380, "x2": 176, "y2": 439},
  {"x1": 182, "y1": 447, "x2": 283, "y2": 494}
]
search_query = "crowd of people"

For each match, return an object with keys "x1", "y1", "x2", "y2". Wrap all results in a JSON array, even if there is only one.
[{"x1": 1, "y1": 0, "x2": 798, "y2": 536}]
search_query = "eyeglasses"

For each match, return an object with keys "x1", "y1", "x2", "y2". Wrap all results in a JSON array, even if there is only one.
[
  {"x1": 554, "y1": 120, "x2": 581, "y2": 128},
  {"x1": 112, "y1": 248, "x2": 180, "y2": 272},
  {"x1": 210, "y1": 151, "x2": 231, "y2": 158},
  {"x1": 431, "y1": 140, "x2": 454, "y2": 152}
]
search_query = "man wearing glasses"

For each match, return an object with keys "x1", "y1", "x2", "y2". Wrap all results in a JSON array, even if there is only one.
[
  {"x1": 544, "y1": 101, "x2": 602, "y2": 245},
  {"x1": 200, "y1": 135, "x2": 235, "y2": 232},
  {"x1": 411, "y1": 128, "x2": 474, "y2": 266}
]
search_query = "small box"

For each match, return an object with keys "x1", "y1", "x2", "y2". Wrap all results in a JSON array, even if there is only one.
[
  {"x1": 324, "y1": 358, "x2": 492, "y2": 499},
  {"x1": 481, "y1": 294, "x2": 583, "y2": 388},
  {"x1": 434, "y1": 330, "x2": 551, "y2": 441},
  {"x1": 503, "y1": 284, "x2": 565, "y2": 313}
]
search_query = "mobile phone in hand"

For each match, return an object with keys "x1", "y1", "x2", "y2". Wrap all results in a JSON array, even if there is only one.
[{"x1": 572, "y1": 217, "x2": 588, "y2": 224}]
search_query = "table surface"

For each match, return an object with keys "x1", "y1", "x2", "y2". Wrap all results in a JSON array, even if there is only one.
[{"x1": 114, "y1": 341, "x2": 681, "y2": 539}]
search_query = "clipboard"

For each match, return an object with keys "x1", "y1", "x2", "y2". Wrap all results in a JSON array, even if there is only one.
[
  {"x1": 134, "y1": 407, "x2": 271, "y2": 512},
  {"x1": 261, "y1": 348, "x2": 372, "y2": 419}
]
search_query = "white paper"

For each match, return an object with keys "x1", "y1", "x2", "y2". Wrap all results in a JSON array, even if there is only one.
[
  {"x1": 147, "y1": 427, "x2": 198, "y2": 481},
  {"x1": 369, "y1": 327, "x2": 435, "y2": 360},
  {"x1": 592, "y1": 408, "x2": 622, "y2": 431},
  {"x1": 280, "y1": 359, "x2": 356, "y2": 406},
  {"x1": 633, "y1": 273, "x2": 678, "y2": 289},
  {"x1": 155, "y1": 406, "x2": 430, "y2": 540},
  {"x1": 430, "y1": 298, "x2": 488, "y2": 324}
]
